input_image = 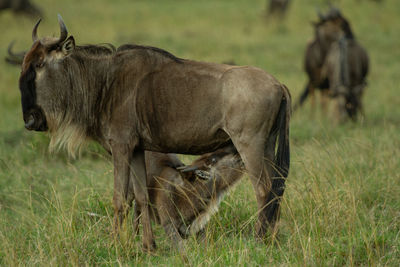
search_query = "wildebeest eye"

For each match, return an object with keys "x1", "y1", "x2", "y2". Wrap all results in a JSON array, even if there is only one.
[{"x1": 210, "y1": 157, "x2": 217, "y2": 164}]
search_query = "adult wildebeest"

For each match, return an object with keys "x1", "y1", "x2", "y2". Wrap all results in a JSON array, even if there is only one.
[
  {"x1": 19, "y1": 15, "x2": 291, "y2": 250},
  {"x1": 294, "y1": 8, "x2": 369, "y2": 122},
  {"x1": 7, "y1": 40, "x2": 243, "y2": 247},
  {"x1": 133, "y1": 145, "x2": 244, "y2": 248},
  {"x1": 0, "y1": 0, "x2": 41, "y2": 17},
  {"x1": 267, "y1": 0, "x2": 291, "y2": 18}
]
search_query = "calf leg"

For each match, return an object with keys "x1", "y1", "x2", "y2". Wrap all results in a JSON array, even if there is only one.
[
  {"x1": 132, "y1": 201, "x2": 141, "y2": 236},
  {"x1": 163, "y1": 223, "x2": 185, "y2": 250},
  {"x1": 126, "y1": 175, "x2": 141, "y2": 235},
  {"x1": 130, "y1": 151, "x2": 156, "y2": 251}
]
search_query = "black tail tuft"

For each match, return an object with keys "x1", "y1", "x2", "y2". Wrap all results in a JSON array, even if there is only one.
[
  {"x1": 265, "y1": 88, "x2": 291, "y2": 225},
  {"x1": 274, "y1": 97, "x2": 290, "y2": 179}
]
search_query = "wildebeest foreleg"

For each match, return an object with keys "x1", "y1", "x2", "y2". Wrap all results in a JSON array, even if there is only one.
[
  {"x1": 335, "y1": 95, "x2": 348, "y2": 123},
  {"x1": 111, "y1": 144, "x2": 131, "y2": 233},
  {"x1": 320, "y1": 89, "x2": 329, "y2": 115},
  {"x1": 129, "y1": 151, "x2": 156, "y2": 251}
]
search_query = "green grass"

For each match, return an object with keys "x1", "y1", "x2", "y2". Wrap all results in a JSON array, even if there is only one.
[{"x1": 0, "y1": 0, "x2": 399, "y2": 265}]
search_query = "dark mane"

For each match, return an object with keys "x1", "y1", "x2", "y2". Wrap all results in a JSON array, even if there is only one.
[
  {"x1": 73, "y1": 43, "x2": 183, "y2": 63},
  {"x1": 117, "y1": 44, "x2": 183, "y2": 63},
  {"x1": 75, "y1": 44, "x2": 116, "y2": 55}
]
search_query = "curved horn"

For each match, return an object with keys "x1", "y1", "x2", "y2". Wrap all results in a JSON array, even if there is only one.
[
  {"x1": 32, "y1": 18, "x2": 42, "y2": 42},
  {"x1": 44, "y1": 15, "x2": 69, "y2": 47},
  {"x1": 57, "y1": 14, "x2": 68, "y2": 43},
  {"x1": 7, "y1": 41, "x2": 16, "y2": 56},
  {"x1": 7, "y1": 41, "x2": 25, "y2": 57}
]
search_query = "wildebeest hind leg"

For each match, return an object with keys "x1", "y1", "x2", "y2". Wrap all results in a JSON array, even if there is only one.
[{"x1": 231, "y1": 138, "x2": 271, "y2": 240}]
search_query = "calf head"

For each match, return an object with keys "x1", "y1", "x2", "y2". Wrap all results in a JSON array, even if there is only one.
[{"x1": 178, "y1": 145, "x2": 243, "y2": 183}]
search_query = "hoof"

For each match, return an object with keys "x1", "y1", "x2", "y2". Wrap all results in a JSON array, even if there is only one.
[
  {"x1": 143, "y1": 240, "x2": 157, "y2": 252},
  {"x1": 255, "y1": 222, "x2": 268, "y2": 241}
]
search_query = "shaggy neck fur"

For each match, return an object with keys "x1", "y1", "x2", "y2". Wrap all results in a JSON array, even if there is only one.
[
  {"x1": 45, "y1": 43, "x2": 181, "y2": 157},
  {"x1": 47, "y1": 47, "x2": 113, "y2": 157}
]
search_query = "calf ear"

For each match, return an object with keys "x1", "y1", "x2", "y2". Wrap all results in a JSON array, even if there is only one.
[
  {"x1": 177, "y1": 165, "x2": 199, "y2": 173},
  {"x1": 62, "y1": 36, "x2": 75, "y2": 55}
]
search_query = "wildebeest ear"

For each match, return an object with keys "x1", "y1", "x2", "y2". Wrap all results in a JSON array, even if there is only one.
[{"x1": 62, "y1": 36, "x2": 75, "y2": 55}]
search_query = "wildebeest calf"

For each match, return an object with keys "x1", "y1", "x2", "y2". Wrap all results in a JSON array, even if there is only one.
[{"x1": 133, "y1": 145, "x2": 244, "y2": 247}]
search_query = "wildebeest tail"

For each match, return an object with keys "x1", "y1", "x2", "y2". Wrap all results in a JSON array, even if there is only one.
[
  {"x1": 274, "y1": 85, "x2": 291, "y2": 179},
  {"x1": 264, "y1": 84, "x2": 291, "y2": 224}
]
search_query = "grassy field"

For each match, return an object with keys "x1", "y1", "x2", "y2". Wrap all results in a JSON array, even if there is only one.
[{"x1": 0, "y1": 0, "x2": 399, "y2": 265}]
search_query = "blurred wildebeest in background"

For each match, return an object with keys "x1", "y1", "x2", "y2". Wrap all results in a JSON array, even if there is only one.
[
  {"x1": 133, "y1": 145, "x2": 244, "y2": 248},
  {"x1": 267, "y1": 0, "x2": 291, "y2": 18},
  {"x1": 0, "y1": 0, "x2": 41, "y2": 17},
  {"x1": 294, "y1": 7, "x2": 369, "y2": 122},
  {"x1": 321, "y1": 32, "x2": 369, "y2": 121},
  {"x1": 5, "y1": 41, "x2": 25, "y2": 65},
  {"x1": 19, "y1": 15, "x2": 291, "y2": 250},
  {"x1": 222, "y1": 60, "x2": 236, "y2": 65}
]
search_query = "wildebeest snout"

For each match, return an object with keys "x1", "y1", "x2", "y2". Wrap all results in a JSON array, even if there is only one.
[
  {"x1": 23, "y1": 108, "x2": 47, "y2": 131},
  {"x1": 24, "y1": 114, "x2": 35, "y2": 130}
]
